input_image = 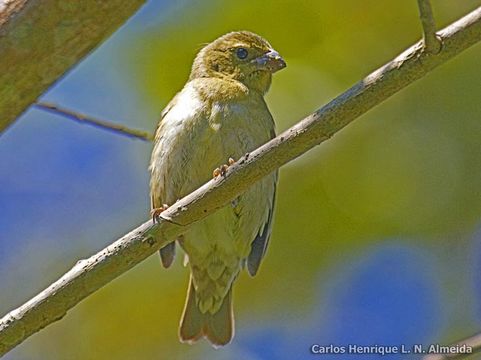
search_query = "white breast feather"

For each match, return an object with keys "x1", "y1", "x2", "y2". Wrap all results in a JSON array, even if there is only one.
[{"x1": 150, "y1": 83, "x2": 204, "y2": 203}]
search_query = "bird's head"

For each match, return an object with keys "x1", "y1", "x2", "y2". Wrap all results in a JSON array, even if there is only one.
[{"x1": 190, "y1": 31, "x2": 286, "y2": 94}]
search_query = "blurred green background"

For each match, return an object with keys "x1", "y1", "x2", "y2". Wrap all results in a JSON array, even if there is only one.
[{"x1": 2, "y1": 0, "x2": 481, "y2": 359}]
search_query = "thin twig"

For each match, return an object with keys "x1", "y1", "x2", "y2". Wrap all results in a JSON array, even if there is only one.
[
  {"x1": 34, "y1": 102, "x2": 154, "y2": 141},
  {"x1": 423, "y1": 333, "x2": 481, "y2": 360},
  {"x1": 1, "y1": 5, "x2": 481, "y2": 357},
  {"x1": 417, "y1": 0, "x2": 442, "y2": 53}
]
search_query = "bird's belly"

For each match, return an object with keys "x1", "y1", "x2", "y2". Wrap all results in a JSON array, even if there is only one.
[
  {"x1": 176, "y1": 117, "x2": 273, "y2": 310},
  {"x1": 179, "y1": 174, "x2": 272, "y2": 313},
  {"x1": 180, "y1": 122, "x2": 263, "y2": 256}
]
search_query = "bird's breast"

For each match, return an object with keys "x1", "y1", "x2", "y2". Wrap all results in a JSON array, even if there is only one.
[{"x1": 207, "y1": 98, "x2": 273, "y2": 157}]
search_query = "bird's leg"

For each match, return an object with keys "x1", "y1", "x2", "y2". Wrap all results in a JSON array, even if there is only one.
[
  {"x1": 151, "y1": 204, "x2": 169, "y2": 223},
  {"x1": 213, "y1": 158, "x2": 235, "y2": 178}
]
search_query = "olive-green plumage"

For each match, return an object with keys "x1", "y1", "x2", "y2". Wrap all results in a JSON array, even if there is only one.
[{"x1": 149, "y1": 31, "x2": 285, "y2": 347}]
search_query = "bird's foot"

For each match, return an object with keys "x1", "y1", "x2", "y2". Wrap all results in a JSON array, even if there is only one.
[
  {"x1": 151, "y1": 204, "x2": 169, "y2": 223},
  {"x1": 213, "y1": 158, "x2": 235, "y2": 178}
]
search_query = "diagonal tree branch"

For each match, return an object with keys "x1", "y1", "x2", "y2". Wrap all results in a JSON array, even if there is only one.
[
  {"x1": 1, "y1": 5, "x2": 481, "y2": 357},
  {"x1": 417, "y1": 0, "x2": 442, "y2": 53},
  {"x1": 0, "y1": 0, "x2": 146, "y2": 134},
  {"x1": 34, "y1": 102, "x2": 154, "y2": 141}
]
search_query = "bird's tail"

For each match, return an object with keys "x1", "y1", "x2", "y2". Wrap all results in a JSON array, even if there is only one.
[{"x1": 179, "y1": 277, "x2": 234, "y2": 347}]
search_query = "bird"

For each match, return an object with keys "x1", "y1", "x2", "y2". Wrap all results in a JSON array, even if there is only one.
[{"x1": 149, "y1": 31, "x2": 285, "y2": 347}]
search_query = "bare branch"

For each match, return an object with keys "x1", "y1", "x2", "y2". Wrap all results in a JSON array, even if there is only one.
[
  {"x1": 423, "y1": 333, "x2": 481, "y2": 360},
  {"x1": 417, "y1": 0, "x2": 442, "y2": 53},
  {"x1": 0, "y1": 0, "x2": 146, "y2": 134},
  {"x1": 35, "y1": 102, "x2": 154, "y2": 141},
  {"x1": 1, "y1": 5, "x2": 481, "y2": 357}
]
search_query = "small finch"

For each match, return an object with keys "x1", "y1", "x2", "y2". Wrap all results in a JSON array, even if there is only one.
[{"x1": 149, "y1": 31, "x2": 285, "y2": 346}]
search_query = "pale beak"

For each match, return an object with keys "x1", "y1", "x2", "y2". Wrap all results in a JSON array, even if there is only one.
[{"x1": 253, "y1": 49, "x2": 286, "y2": 73}]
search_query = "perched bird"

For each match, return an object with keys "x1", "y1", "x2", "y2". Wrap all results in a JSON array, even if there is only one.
[{"x1": 149, "y1": 31, "x2": 285, "y2": 347}]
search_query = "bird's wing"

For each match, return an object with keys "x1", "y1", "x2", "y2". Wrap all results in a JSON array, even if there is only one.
[
  {"x1": 152, "y1": 93, "x2": 180, "y2": 141},
  {"x1": 150, "y1": 92, "x2": 180, "y2": 209},
  {"x1": 150, "y1": 93, "x2": 182, "y2": 268},
  {"x1": 246, "y1": 171, "x2": 278, "y2": 277}
]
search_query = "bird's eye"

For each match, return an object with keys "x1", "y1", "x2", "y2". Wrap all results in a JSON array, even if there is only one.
[{"x1": 236, "y1": 48, "x2": 248, "y2": 60}]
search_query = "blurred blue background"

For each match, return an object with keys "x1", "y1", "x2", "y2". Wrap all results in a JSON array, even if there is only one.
[{"x1": 1, "y1": 0, "x2": 481, "y2": 359}]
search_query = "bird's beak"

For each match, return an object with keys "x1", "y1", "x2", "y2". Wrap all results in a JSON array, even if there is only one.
[{"x1": 253, "y1": 49, "x2": 286, "y2": 73}]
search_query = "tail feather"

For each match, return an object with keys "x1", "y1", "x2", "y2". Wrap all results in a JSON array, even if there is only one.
[{"x1": 179, "y1": 277, "x2": 234, "y2": 347}]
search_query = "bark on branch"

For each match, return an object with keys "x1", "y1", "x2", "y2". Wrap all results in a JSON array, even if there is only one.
[
  {"x1": 0, "y1": 0, "x2": 146, "y2": 134},
  {"x1": 1, "y1": 5, "x2": 481, "y2": 357}
]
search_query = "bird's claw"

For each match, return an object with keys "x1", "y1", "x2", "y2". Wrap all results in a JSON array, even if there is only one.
[
  {"x1": 213, "y1": 158, "x2": 235, "y2": 178},
  {"x1": 151, "y1": 204, "x2": 169, "y2": 223}
]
